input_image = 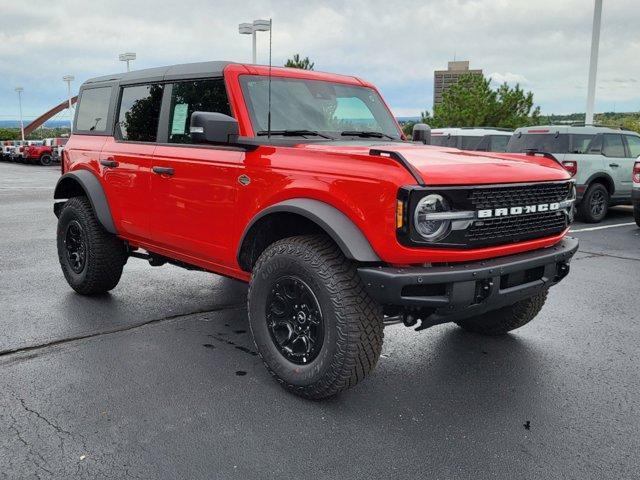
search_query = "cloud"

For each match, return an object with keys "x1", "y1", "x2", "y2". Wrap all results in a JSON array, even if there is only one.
[
  {"x1": 489, "y1": 72, "x2": 530, "y2": 86},
  {"x1": 0, "y1": 0, "x2": 638, "y2": 119}
]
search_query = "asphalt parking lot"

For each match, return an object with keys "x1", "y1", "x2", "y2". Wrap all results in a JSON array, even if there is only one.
[{"x1": 1, "y1": 162, "x2": 638, "y2": 480}]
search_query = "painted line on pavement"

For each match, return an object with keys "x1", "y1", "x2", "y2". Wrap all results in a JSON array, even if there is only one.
[{"x1": 570, "y1": 222, "x2": 636, "y2": 233}]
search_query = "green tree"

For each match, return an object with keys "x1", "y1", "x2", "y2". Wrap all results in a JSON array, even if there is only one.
[
  {"x1": 285, "y1": 54, "x2": 315, "y2": 70},
  {"x1": 424, "y1": 74, "x2": 539, "y2": 129},
  {"x1": 0, "y1": 128, "x2": 19, "y2": 140}
]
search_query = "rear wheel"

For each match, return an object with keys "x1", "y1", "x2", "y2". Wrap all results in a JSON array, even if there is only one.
[
  {"x1": 455, "y1": 291, "x2": 548, "y2": 335},
  {"x1": 57, "y1": 197, "x2": 127, "y2": 295},
  {"x1": 634, "y1": 202, "x2": 640, "y2": 228},
  {"x1": 577, "y1": 182, "x2": 609, "y2": 223},
  {"x1": 248, "y1": 235, "x2": 384, "y2": 399},
  {"x1": 39, "y1": 154, "x2": 53, "y2": 166}
]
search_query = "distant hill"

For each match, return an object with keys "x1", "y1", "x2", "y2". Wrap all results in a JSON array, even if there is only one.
[{"x1": 0, "y1": 120, "x2": 71, "y2": 128}]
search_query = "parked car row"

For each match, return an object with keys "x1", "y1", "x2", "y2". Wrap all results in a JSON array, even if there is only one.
[
  {"x1": 416, "y1": 125, "x2": 640, "y2": 224},
  {"x1": 1, "y1": 138, "x2": 68, "y2": 165}
]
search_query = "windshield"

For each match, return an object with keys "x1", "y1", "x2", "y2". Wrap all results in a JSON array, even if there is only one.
[
  {"x1": 506, "y1": 133, "x2": 596, "y2": 154},
  {"x1": 240, "y1": 75, "x2": 401, "y2": 139}
]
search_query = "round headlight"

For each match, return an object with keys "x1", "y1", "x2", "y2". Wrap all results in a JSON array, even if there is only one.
[{"x1": 414, "y1": 194, "x2": 451, "y2": 241}]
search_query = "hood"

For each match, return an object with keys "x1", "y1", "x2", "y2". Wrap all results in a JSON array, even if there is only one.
[{"x1": 299, "y1": 142, "x2": 571, "y2": 185}]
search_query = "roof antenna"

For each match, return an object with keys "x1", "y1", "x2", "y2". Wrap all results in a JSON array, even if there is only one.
[{"x1": 267, "y1": 18, "x2": 273, "y2": 139}]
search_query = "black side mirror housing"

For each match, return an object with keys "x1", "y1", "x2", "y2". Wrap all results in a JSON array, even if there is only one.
[
  {"x1": 190, "y1": 111, "x2": 239, "y2": 145},
  {"x1": 412, "y1": 123, "x2": 431, "y2": 145}
]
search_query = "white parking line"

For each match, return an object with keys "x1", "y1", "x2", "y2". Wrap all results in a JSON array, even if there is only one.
[{"x1": 570, "y1": 222, "x2": 637, "y2": 233}]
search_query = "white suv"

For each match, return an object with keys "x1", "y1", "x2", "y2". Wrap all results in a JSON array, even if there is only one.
[
  {"x1": 507, "y1": 125, "x2": 640, "y2": 223},
  {"x1": 430, "y1": 128, "x2": 512, "y2": 152}
]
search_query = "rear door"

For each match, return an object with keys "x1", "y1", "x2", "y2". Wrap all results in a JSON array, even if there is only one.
[
  {"x1": 601, "y1": 133, "x2": 630, "y2": 198},
  {"x1": 151, "y1": 78, "x2": 243, "y2": 265},
  {"x1": 100, "y1": 83, "x2": 164, "y2": 241}
]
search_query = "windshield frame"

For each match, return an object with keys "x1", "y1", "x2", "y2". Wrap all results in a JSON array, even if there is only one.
[{"x1": 238, "y1": 74, "x2": 403, "y2": 141}]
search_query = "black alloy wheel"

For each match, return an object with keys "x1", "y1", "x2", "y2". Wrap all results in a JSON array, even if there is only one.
[
  {"x1": 590, "y1": 189, "x2": 606, "y2": 218},
  {"x1": 266, "y1": 276, "x2": 324, "y2": 364},
  {"x1": 64, "y1": 220, "x2": 86, "y2": 274}
]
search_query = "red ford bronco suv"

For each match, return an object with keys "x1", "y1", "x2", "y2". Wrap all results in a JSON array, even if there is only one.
[{"x1": 54, "y1": 61, "x2": 578, "y2": 399}]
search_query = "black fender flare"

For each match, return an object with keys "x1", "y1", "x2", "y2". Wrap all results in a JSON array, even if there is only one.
[
  {"x1": 577, "y1": 172, "x2": 615, "y2": 202},
  {"x1": 238, "y1": 198, "x2": 381, "y2": 265},
  {"x1": 53, "y1": 170, "x2": 117, "y2": 234}
]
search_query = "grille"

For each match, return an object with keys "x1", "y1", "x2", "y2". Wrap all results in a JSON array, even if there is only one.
[
  {"x1": 469, "y1": 182, "x2": 572, "y2": 210},
  {"x1": 466, "y1": 211, "x2": 568, "y2": 244}
]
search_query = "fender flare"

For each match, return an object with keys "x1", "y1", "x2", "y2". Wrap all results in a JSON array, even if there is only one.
[
  {"x1": 53, "y1": 170, "x2": 117, "y2": 234},
  {"x1": 578, "y1": 172, "x2": 616, "y2": 200},
  {"x1": 238, "y1": 198, "x2": 381, "y2": 265}
]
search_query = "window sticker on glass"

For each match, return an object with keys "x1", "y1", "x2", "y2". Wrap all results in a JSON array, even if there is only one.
[{"x1": 171, "y1": 103, "x2": 189, "y2": 135}]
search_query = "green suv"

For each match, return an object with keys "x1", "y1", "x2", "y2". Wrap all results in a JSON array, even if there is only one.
[{"x1": 507, "y1": 125, "x2": 640, "y2": 222}]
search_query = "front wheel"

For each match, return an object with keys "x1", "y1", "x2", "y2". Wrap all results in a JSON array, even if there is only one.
[
  {"x1": 248, "y1": 235, "x2": 384, "y2": 399},
  {"x1": 57, "y1": 197, "x2": 127, "y2": 295},
  {"x1": 577, "y1": 183, "x2": 609, "y2": 223},
  {"x1": 455, "y1": 291, "x2": 548, "y2": 335}
]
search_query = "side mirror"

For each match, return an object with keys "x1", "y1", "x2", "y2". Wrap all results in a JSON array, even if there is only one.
[
  {"x1": 190, "y1": 111, "x2": 239, "y2": 145},
  {"x1": 412, "y1": 123, "x2": 431, "y2": 145}
]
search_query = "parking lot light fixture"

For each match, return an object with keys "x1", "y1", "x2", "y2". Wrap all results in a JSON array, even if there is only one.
[
  {"x1": 15, "y1": 87, "x2": 25, "y2": 142},
  {"x1": 238, "y1": 19, "x2": 271, "y2": 64},
  {"x1": 119, "y1": 52, "x2": 137, "y2": 72}
]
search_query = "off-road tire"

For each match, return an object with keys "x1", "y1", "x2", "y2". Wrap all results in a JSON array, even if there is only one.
[
  {"x1": 455, "y1": 290, "x2": 548, "y2": 335},
  {"x1": 39, "y1": 154, "x2": 53, "y2": 166},
  {"x1": 57, "y1": 196, "x2": 127, "y2": 295},
  {"x1": 577, "y1": 182, "x2": 609, "y2": 223},
  {"x1": 248, "y1": 234, "x2": 384, "y2": 399}
]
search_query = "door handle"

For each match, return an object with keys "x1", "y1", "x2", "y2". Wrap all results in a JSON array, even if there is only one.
[
  {"x1": 100, "y1": 158, "x2": 118, "y2": 168},
  {"x1": 152, "y1": 166, "x2": 174, "y2": 176},
  {"x1": 609, "y1": 163, "x2": 620, "y2": 168}
]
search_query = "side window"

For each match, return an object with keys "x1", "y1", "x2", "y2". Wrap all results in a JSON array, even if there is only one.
[
  {"x1": 489, "y1": 135, "x2": 509, "y2": 152},
  {"x1": 625, "y1": 135, "x2": 640, "y2": 158},
  {"x1": 76, "y1": 87, "x2": 112, "y2": 132},
  {"x1": 168, "y1": 79, "x2": 231, "y2": 144},
  {"x1": 601, "y1": 134, "x2": 625, "y2": 157},
  {"x1": 117, "y1": 84, "x2": 164, "y2": 142}
]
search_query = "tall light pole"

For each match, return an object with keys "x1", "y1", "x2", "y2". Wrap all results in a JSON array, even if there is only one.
[
  {"x1": 585, "y1": 0, "x2": 603, "y2": 125},
  {"x1": 15, "y1": 87, "x2": 25, "y2": 142},
  {"x1": 239, "y1": 19, "x2": 271, "y2": 64},
  {"x1": 63, "y1": 75, "x2": 75, "y2": 130},
  {"x1": 119, "y1": 52, "x2": 136, "y2": 72}
]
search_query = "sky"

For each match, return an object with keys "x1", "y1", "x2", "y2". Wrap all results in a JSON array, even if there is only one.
[{"x1": 0, "y1": 0, "x2": 638, "y2": 122}]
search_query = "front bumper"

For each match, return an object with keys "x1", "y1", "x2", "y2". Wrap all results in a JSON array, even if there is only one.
[{"x1": 359, "y1": 237, "x2": 578, "y2": 324}]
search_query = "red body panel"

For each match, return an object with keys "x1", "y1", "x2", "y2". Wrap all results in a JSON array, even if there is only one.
[
  {"x1": 25, "y1": 145, "x2": 52, "y2": 159},
  {"x1": 63, "y1": 64, "x2": 572, "y2": 282}
]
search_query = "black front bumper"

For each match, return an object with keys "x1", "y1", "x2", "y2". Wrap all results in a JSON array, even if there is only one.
[{"x1": 358, "y1": 237, "x2": 578, "y2": 324}]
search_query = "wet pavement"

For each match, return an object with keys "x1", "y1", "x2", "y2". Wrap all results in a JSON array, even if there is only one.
[{"x1": 1, "y1": 162, "x2": 638, "y2": 479}]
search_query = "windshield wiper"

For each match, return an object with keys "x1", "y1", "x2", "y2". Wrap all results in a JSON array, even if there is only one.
[
  {"x1": 340, "y1": 130, "x2": 396, "y2": 140},
  {"x1": 256, "y1": 129, "x2": 333, "y2": 139}
]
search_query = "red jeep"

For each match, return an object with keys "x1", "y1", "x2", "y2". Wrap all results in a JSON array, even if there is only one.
[{"x1": 54, "y1": 61, "x2": 578, "y2": 398}]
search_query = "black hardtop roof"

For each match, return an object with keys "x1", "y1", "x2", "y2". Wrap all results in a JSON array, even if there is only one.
[{"x1": 82, "y1": 61, "x2": 236, "y2": 87}]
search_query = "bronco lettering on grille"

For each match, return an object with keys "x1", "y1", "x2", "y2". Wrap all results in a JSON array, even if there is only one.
[{"x1": 478, "y1": 202, "x2": 560, "y2": 219}]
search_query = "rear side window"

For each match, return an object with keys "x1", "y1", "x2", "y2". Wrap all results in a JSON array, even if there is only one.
[
  {"x1": 75, "y1": 87, "x2": 112, "y2": 132},
  {"x1": 625, "y1": 135, "x2": 640, "y2": 158},
  {"x1": 601, "y1": 134, "x2": 625, "y2": 157},
  {"x1": 489, "y1": 135, "x2": 509, "y2": 152},
  {"x1": 117, "y1": 84, "x2": 164, "y2": 142},
  {"x1": 506, "y1": 133, "x2": 570, "y2": 153},
  {"x1": 570, "y1": 134, "x2": 595, "y2": 153},
  {"x1": 168, "y1": 79, "x2": 231, "y2": 144}
]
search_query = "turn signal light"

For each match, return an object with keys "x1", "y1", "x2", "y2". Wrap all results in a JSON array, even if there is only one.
[
  {"x1": 633, "y1": 161, "x2": 640, "y2": 184},
  {"x1": 562, "y1": 160, "x2": 577, "y2": 177},
  {"x1": 396, "y1": 199, "x2": 404, "y2": 228}
]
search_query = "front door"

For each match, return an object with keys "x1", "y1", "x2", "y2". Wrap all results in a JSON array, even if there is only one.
[{"x1": 150, "y1": 78, "x2": 242, "y2": 265}]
